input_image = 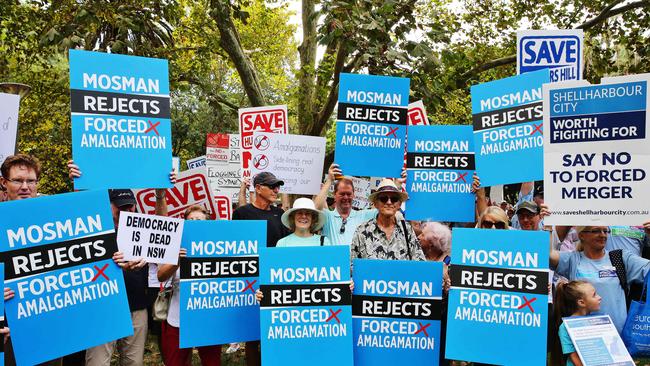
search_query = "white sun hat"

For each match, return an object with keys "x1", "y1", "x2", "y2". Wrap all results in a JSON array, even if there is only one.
[{"x1": 281, "y1": 197, "x2": 326, "y2": 231}]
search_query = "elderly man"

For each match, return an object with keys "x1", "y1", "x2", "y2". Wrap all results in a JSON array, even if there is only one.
[
  {"x1": 350, "y1": 179, "x2": 424, "y2": 262},
  {"x1": 315, "y1": 163, "x2": 377, "y2": 245},
  {"x1": 418, "y1": 222, "x2": 452, "y2": 263}
]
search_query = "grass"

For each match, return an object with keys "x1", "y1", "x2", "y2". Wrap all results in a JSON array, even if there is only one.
[{"x1": 138, "y1": 336, "x2": 246, "y2": 366}]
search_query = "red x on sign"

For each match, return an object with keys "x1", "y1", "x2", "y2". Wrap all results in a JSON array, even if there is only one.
[
  {"x1": 414, "y1": 322, "x2": 430, "y2": 337},
  {"x1": 518, "y1": 296, "x2": 537, "y2": 313},
  {"x1": 91, "y1": 264, "x2": 110, "y2": 282},
  {"x1": 455, "y1": 172, "x2": 468, "y2": 183},
  {"x1": 241, "y1": 280, "x2": 257, "y2": 294},
  {"x1": 385, "y1": 127, "x2": 399, "y2": 138},
  {"x1": 325, "y1": 309, "x2": 342, "y2": 324},
  {"x1": 145, "y1": 120, "x2": 161, "y2": 136},
  {"x1": 530, "y1": 123, "x2": 543, "y2": 136}
]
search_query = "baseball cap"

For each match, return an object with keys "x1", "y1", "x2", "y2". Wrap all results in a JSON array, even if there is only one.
[
  {"x1": 515, "y1": 200, "x2": 539, "y2": 214},
  {"x1": 109, "y1": 189, "x2": 136, "y2": 207},
  {"x1": 253, "y1": 172, "x2": 284, "y2": 187}
]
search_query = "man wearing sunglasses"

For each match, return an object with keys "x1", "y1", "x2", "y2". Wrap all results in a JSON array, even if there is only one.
[
  {"x1": 514, "y1": 200, "x2": 542, "y2": 231},
  {"x1": 350, "y1": 179, "x2": 424, "y2": 263},
  {"x1": 314, "y1": 163, "x2": 378, "y2": 246}
]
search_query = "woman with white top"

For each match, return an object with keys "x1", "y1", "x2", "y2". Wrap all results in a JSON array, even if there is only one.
[{"x1": 276, "y1": 197, "x2": 330, "y2": 247}]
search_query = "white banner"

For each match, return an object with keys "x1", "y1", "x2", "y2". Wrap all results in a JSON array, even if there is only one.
[
  {"x1": 251, "y1": 132, "x2": 326, "y2": 195},
  {"x1": 238, "y1": 105, "x2": 288, "y2": 181},
  {"x1": 206, "y1": 133, "x2": 242, "y2": 208},
  {"x1": 117, "y1": 212, "x2": 184, "y2": 264},
  {"x1": 544, "y1": 74, "x2": 650, "y2": 225},
  {"x1": 0, "y1": 93, "x2": 20, "y2": 162}
]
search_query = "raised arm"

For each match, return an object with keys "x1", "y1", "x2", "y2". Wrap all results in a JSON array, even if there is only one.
[
  {"x1": 315, "y1": 163, "x2": 341, "y2": 210},
  {"x1": 238, "y1": 176, "x2": 250, "y2": 208}
]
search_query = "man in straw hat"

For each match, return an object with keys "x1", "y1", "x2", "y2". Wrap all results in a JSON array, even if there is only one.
[{"x1": 350, "y1": 178, "x2": 424, "y2": 263}]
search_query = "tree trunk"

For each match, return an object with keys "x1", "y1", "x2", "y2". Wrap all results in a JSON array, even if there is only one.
[
  {"x1": 297, "y1": 0, "x2": 318, "y2": 135},
  {"x1": 209, "y1": 0, "x2": 266, "y2": 107}
]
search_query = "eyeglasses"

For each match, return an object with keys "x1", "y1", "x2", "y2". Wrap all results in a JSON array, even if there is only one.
[
  {"x1": 481, "y1": 220, "x2": 506, "y2": 229},
  {"x1": 582, "y1": 228, "x2": 611, "y2": 234},
  {"x1": 377, "y1": 195, "x2": 400, "y2": 204},
  {"x1": 6, "y1": 178, "x2": 38, "y2": 187},
  {"x1": 340, "y1": 218, "x2": 347, "y2": 234}
]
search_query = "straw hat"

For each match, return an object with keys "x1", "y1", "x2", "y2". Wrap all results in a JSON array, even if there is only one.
[
  {"x1": 368, "y1": 179, "x2": 408, "y2": 203},
  {"x1": 281, "y1": 197, "x2": 326, "y2": 231}
]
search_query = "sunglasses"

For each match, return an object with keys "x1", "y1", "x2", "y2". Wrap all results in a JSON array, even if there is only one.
[
  {"x1": 481, "y1": 220, "x2": 506, "y2": 229},
  {"x1": 377, "y1": 195, "x2": 400, "y2": 204},
  {"x1": 340, "y1": 218, "x2": 347, "y2": 234},
  {"x1": 582, "y1": 228, "x2": 611, "y2": 234}
]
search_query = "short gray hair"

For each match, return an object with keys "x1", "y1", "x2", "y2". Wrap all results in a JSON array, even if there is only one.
[{"x1": 420, "y1": 222, "x2": 451, "y2": 253}]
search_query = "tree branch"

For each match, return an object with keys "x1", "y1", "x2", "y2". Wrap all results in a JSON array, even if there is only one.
[
  {"x1": 457, "y1": 0, "x2": 650, "y2": 84},
  {"x1": 311, "y1": 43, "x2": 348, "y2": 136},
  {"x1": 174, "y1": 74, "x2": 240, "y2": 110}
]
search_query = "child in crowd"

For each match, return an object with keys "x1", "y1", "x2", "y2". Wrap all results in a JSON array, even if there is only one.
[{"x1": 554, "y1": 280, "x2": 602, "y2": 366}]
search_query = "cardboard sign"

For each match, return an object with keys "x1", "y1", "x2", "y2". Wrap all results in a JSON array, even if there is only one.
[
  {"x1": 206, "y1": 133, "x2": 242, "y2": 205},
  {"x1": 69, "y1": 49, "x2": 172, "y2": 189},
  {"x1": 408, "y1": 100, "x2": 429, "y2": 126},
  {"x1": 238, "y1": 105, "x2": 288, "y2": 180},
  {"x1": 260, "y1": 245, "x2": 353, "y2": 366},
  {"x1": 0, "y1": 93, "x2": 20, "y2": 163},
  {"x1": 445, "y1": 228, "x2": 549, "y2": 365},
  {"x1": 214, "y1": 195, "x2": 232, "y2": 220},
  {"x1": 250, "y1": 132, "x2": 326, "y2": 195},
  {"x1": 116, "y1": 212, "x2": 184, "y2": 264},
  {"x1": 180, "y1": 220, "x2": 264, "y2": 346},
  {"x1": 134, "y1": 168, "x2": 217, "y2": 220},
  {"x1": 335, "y1": 73, "x2": 410, "y2": 178},
  {"x1": 186, "y1": 155, "x2": 206, "y2": 170},
  {"x1": 406, "y1": 125, "x2": 475, "y2": 222},
  {"x1": 353, "y1": 259, "x2": 442, "y2": 365},
  {"x1": 543, "y1": 74, "x2": 650, "y2": 225},
  {"x1": 471, "y1": 69, "x2": 550, "y2": 186},
  {"x1": 0, "y1": 190, "x2": 132, "y2": 365},
  {"x1": 564, "y1": 315, "x2": 634, "y2": 366},
  {"x1": 518, "y1": 29, "x2": 583, "y2": 82}
]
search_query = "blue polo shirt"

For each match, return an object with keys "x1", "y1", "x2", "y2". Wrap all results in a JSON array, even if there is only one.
[{"x1": 321, "y1": 208, "x2": 377, "y2": 246}]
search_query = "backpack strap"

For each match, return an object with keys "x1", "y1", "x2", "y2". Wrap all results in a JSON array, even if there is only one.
[
  {"x1": 401, "y1": 220, "x2": 412, "y2": 260},
  {"x1": 320, "y1": 235, "x2": 325, "y2": 246},
  {"x1": 609, "y1": 249, "x2": 630, "y2": 304}
]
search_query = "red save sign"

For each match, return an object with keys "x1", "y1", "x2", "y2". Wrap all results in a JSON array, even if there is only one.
[
  {"x1": 214, "y1": 195, "x2": 232, "y2": 220},
  {"x1": 408, "y1": 105, "x2": 429, "y2": 126},
  {"x1": 239, "y1": 106, "x2": 288, "y2": 149},
  {"x1": 134, "y1": 169, "x2": 217, "y2": 220}
]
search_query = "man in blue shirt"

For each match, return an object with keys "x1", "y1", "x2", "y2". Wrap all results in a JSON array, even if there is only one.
[{"x1": 314, "y1": 164, "x2": 377, "y2": 245}]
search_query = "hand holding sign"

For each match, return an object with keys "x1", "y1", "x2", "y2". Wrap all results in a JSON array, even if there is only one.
[{"x1": 116, "y1": 212, "x2": 184, "y2": 265}]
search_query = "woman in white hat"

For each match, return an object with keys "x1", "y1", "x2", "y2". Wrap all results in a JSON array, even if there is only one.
[{"x1": 277, "y1": 197, "x2": 331, "y2": 247}]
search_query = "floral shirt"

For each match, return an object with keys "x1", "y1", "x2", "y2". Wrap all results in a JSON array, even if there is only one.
[{"x1": 350, "y1": 218, "x2": 425, "y2": 264}]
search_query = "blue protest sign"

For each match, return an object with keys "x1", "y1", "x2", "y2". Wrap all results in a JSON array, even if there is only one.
[
  {"x1": 335, "y1": 73, "x2": 410, "y2": 178},
  {"x1": 471, "y1": 69, "x2": 550, "y2": 186},
  {"x1": 406, "y1": 125, "x2": 475, "y2": 222},
  {"x1": 353, "y1": 259, "x2": 442, "y2": 365},
  {"x1": 445, "y1": 228, "x2": 549, "y2": 365},
  {"x1": 517, "y1": 30, "x2": 583, "y2": 82},
  {"x1": 69, "y1": 49, "x2": 172, "y2": 189},
  {"x1": 179, "y1": 220, "x2": 264, "y2": 347},
  {"x1": 259, "y1": 245, "x2": 353, "y2": 366},
  {"x1": 543, "y1": 75, "x2": 650, "y2": 226},
  {"x1": 0, "y1": 190, "x2": 132, "y2": 365}
]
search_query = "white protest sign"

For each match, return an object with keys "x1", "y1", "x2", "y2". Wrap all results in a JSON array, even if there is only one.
[
  {"x1": 172, "y1": 156, "x2": 180, "y2": 174},
  {"x1": 407, "y1": 100, "x2": 429, "y2": 126},
  {"x1": 350, "y1": 176, "x2": 372, "y2": 209},
  {"x1": 117, "y1": 212, "x2": 184, "y2": 264},
  {"x1": 0, "y1": 93, "x2": 20, "y2": 162},
  {"x1": 544, "y1": 74, "x2": 650, "y2": 225},
  {"x1": 563, "y1": 315, "x2": 633, "y2": 366},
  {"x1": 186, "y1": 155, "x2": 206, "y2": 170},
  {"x1": 206, "y1": 133, "x2": 242, "y2": 205},
  {"x1": 238, "y1": 105, "x2": 288, "y2": 181},
  {"x1": 517, "y1": 29, "x2": 584, "y2": 82},
  {"x1": 250, "y1": 132, "x2": 326, "y2": 195}
]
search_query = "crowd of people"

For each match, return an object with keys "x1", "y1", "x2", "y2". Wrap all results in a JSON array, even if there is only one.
[{"x1": 2, "y1": 153, "x2": 650, "y2": 366}]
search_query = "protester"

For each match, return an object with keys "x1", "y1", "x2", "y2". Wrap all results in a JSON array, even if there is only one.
[
  {"x1": 277, "y1": 198, "x2": 330, "y2": 247},
  {"x1": 475, "y1": 206, "x2": 510, "y2": 230},
  {"x1": 418, "y1": 222, "x2": 451, "y2": 263},
  {"x1": 550, "y1": 225, "x2": 650, "y2": 333},
  {"x1": 232, "y1": 171, "x2": 290, "y2": 366},
  {"x1": 350, "y1": 179, "x2": 424, "y2": 262},
  {"x1": 68, "y1": 160, "x2": 175, "y2": 366},
  {"x1": 158, "y1": 205, "x2": 221, "y2": 366},
  {"x1": 552, "y1": 281, "x2": 602, "y2": 366},
  {"x1": 314, "y1": 163, "x2": 377, "y2": 246}
]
